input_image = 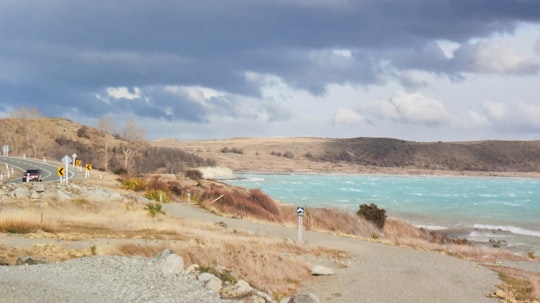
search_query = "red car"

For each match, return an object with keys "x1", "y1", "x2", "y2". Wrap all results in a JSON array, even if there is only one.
[{"x1": 22, "y1": 169, "x2": 42, "y2": 182}]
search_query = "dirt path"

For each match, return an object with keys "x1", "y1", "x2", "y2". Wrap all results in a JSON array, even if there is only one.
[{"x1": 162, "y1": 203, "x2": 500, "y2": 303}]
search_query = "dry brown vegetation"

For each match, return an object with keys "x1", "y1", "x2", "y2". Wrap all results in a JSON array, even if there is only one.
[
  {"x1": 2, "y1": 115, "x2": 540, "y2": 301},
  {"x1": 1, "y1": 173, "x2": 539, "y2": 300}
]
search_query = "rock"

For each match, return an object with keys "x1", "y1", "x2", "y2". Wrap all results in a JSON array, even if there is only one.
[
  {"x1": 243, "y1": 295, "x2": 267, "y2": 303},
  {"x1": 13, "y1": 187, "x2": 30, "y2": 199},
  {"x1": 16, "y1": 256, "x2": 48, "y2": 265},
  {"x1": 32, "y1": 183, "x2": 46, "y2": 193},
  {"x1": 185, "y1": 263, "x2": 200, "y2": 275},
  {"x1": 489, "y1": 239, "x2": 508, "y2": 248},
  {"x1": 220, "y1": 279, "x2": 254, "y2": 299},
  {"x1": 156, "y1": 252, "x2": 184, "y2": 275},
  {"x1": 198, "y1": 272, "x2": 222, "y2": 292},
  {"x1": 287, "y1": 293, "x2": 320, "y2": 303},
  {"x1": 56, "y1": 189, "x2": 72, "y2": 201},
  {"x1": 311, "y1": 265, "x2": 334, "y2": 276},
  {"x1": 215, "y1": 221, "x2": 227, "y2": 228},
  {"x1": 86, "y1": 188, "x2": 121, "y2": 201},
  {"x1": 154, "y1": 249, "x2": 175, "y2": 261}
]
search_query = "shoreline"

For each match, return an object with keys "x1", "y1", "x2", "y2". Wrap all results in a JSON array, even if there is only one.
[{"x1": 230, "y1": 168, "x2": 540, "y2": 179}]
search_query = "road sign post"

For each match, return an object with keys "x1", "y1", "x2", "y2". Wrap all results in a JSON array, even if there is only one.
[
  {"x1": 297, "y1": 206, "x2": 305, "y2": 244},
  {"x1": 85, "y1": 163, "x2": 92, "y2": 178}
]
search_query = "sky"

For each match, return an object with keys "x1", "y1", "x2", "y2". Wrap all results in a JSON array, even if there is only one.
[{"x1": 1, "y1": 1, "x2": 540, "y2": 142}]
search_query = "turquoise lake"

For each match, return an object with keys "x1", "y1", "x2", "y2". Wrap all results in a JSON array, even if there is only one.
[{"x1": 224, "y1": 174, "x2": 540, "y2": 254}]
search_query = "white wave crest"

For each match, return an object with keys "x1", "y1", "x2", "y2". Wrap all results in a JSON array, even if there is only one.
[{"x1": 473, "y1": 224, "x2": 540, "y2": 238}]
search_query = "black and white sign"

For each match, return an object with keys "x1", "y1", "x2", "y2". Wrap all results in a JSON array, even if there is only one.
[{"x1": 296, "y1": 207, "x2": 305, "y2": 217}]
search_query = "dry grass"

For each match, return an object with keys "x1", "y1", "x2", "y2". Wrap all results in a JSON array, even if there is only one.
[
  {"x1": 2, "y1": 179, "x2": 539, "y2": 300},
  {"x1": 0, "y1": 198, "x2": 329, "y2": 297},
  {"x1": 200, "y1": 184, "x2": 283, "y2": 222},
  {"x1": 383, "y1": 217, "x2": 526, "y2": 262},
  {"x1": 0, "y1": 210, "x2": 57, "y2": 234},
  {"x1": 487, "y1": 266, "x2": 540, "y2": 302},
  {"x1": 181, "y1": 241, "x2": 312, "y2": 296}
]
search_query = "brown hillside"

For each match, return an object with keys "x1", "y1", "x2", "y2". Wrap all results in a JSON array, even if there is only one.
[
  {"x1": 1, "y1": 117, "x2": 539, "y2": 176},
  {"x1": 154, "y1": 137, "x2": 540, "y2": 176}
]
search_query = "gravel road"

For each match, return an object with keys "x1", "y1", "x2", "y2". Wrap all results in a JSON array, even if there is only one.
[{"x1": 0, "y1": 255, "x2": 237, "y2": 303}]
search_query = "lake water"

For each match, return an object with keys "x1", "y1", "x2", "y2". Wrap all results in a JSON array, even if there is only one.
[{"x1": 224, "y1": 173, "x2": 540, "y2": 255}]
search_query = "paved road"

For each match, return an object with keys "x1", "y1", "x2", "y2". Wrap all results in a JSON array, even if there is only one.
[{"x1": 0, "y1": 156, "x2": 76, "y2": 183}]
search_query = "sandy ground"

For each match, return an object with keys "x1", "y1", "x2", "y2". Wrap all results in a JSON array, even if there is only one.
[{"x1": 162, "y1": 203, "x2": 500, "y2": 303}]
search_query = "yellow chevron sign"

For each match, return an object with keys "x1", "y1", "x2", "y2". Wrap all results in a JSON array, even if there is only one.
[
  {"x1": 86, "y1": 163, "x2": 92, "y2": 170},
  {"x1": 57, "y1": 167, "x2": 64, "y2": 176}
]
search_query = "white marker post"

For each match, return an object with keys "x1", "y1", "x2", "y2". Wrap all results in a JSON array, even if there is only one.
[
  {"x1": 72, "y1": 153, "x2": 77, "y2": 168},
  {"x1": 61, "y1": 155, "x2": 71, "y2": 183},
  {"x1": 297, "y1": 206, "x2": 305, "y2": 244}
]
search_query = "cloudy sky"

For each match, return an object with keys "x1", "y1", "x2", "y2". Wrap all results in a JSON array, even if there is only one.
[{"x1": 1, "y1": 1, "x2": 540, "y2": 141}]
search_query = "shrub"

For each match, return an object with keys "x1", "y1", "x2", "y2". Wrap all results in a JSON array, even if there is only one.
[
  {"x1": 113, "y1": 167, "x2": 128, "y2": 176},
  {"x1": 357, "y1": 203, "x2": 387, "y2": 229},
  {"x1": 185, "y1": 169, "x2": 203, "y2": 181},
  {"x1": 283, "y1": 151, "x2": 294, "y2": 159},
  {"x1": 120, "y1": 177, "x2": 146, "y2": 191},
  {"x1": 221, "y1": 147, "x2": 243, "y2": 154},
  {"x1": 144, "y1": 190, "x2": 170, "y2": 203},
  {"x1": 145, "y1": 202, "x2": 165, "y2": 216},
  {"x1": 77, "y1": 126, "x2": 91, "y2": 139}
]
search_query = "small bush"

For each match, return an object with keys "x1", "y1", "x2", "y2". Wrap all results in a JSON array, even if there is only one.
[
  {"x1": 145, "y1": 202, "x2": 165, "y2": 216},
  {"x1": 113, "y1": 167, "x2": 128, "y2": 176},
  {"x1": 77, "y1": 126, "x2": 92, "y2": 139},
  {"x1": 221, "y1": 147, "x2": 243, "y2": 154},
  {"x1": 357, "y1": 203, "x2": 387, "y2": 229},
  {"x1": 120, "y1": 177, "x2": 146, "y2": 191},
  {"x1": 144, "y1": 190, "x2": 170, "y2": 203},
  {"x1": 283, "y1": 151, "x2": 294, "y2": 159},
  {"x1": 185, "y1": 169, "x2": 203, "y2": 181}
]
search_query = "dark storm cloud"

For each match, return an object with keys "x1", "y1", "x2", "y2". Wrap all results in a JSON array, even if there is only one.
[{"x1": 1, "y1": 0, "x2": 539, "y2": 121}]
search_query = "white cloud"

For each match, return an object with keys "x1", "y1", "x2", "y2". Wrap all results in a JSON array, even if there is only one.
[
  {"x1": 333, "y1": 107, "x2": 366, "y2": 125},
  {"x1": 436, "y1": 40, "x2": 460, "y2": 59},
  {"x1": 366, "y1": 92, "x2": 451, "y2": 125},
  {"x1": 481, "y1": 101, "x2": 506, "y2": 121},
  {"x1": 466, "y1": 110, "x2": 491, "y2": 128},
  {"x1": 472, "y1": 40, "x2": 538, "y2": 73},
  {"x1": 106, "y1": 86, "x2": 141, "y2": 100},
  {"x1": 163, "y1": 85, "x2": 226, "y2": 107},
  {"x1": 481, "y1": 100, "x2": 540, "y2": 132}
]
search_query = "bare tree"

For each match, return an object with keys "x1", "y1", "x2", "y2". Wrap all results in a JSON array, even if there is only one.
[
  {"x1": 96, "y1": 116, "x2": 116, "y2": 171},
  {"x1": 120, "y1": 119, "x2": 146, "y2": 170},
  {"x1": 9, "y1": 107, "x2": 43, "y2": 157}
]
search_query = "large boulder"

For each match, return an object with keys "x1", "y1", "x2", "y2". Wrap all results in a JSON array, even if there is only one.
[
  {"x1": 310, "y1": 265, "x2": 334, "y2": 276},
  {"x1": 155, "y1": 249, "x2": 184, "y2": 275},
  {"x1": 13, "y1": 187, "x2": 30, "y2": 199},
  {"x1": 198, "y1": 272, "x2": 223, "y2": 292},
  {"x1": 287, "y1": 293, "x2": 320, "y2": 303},
  {"x1": 220, "y1": 279, "x2": 254, "y2": 299}
]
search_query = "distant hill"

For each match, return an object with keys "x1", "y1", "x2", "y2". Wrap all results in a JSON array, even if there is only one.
[
  {"x1": 1, "y1": 117, "x2": 539, "y2": 176},
  {"x1": 154, "y1": 137, "x2": 540, "y2": 176}
]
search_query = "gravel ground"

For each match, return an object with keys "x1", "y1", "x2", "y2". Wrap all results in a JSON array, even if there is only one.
[{"x1": 0, "y1": 255, "x2": 238, "y2": 303}]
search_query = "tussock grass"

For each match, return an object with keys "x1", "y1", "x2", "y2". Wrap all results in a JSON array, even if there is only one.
[
  {"x1": 200, "y1": 185, "x2": 282, "y2": 222},
  {"x1": 0, "y1": 211, "x2": 56, "y2": 233},
  {"x1": 181, "y1": 241, "x2": 312, "y2": 296},
  {"x1": 487, "y1": 266, "x2": 540, "y2": 302},
  {"x1": 115, "y1": 243, "x2": 170, "y2": 257}
]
